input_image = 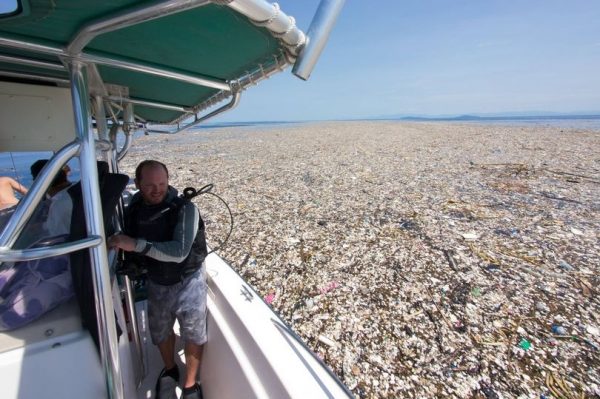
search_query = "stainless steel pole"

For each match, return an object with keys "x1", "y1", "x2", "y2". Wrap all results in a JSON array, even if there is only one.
[
  {"x1": 122, "y1": 275, "x2": 146, "y2": 385},
  {"x1": 292, "y1": 0, "x2": 345, "y2": 80},
  {"x1": 68, "y1": 60, "x2": 124, "y2": 399}
]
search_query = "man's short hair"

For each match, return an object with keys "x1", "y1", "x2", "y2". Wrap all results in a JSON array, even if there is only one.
[
  {"x1": 30, "y1": 159, "x2": 68, "y2": 187},
  {"x1": 30, "y1": 159, "x2": 49, "y2": 180},
  {"x1": 135, "y1": 160, "x2": 169, "y2": 182}
]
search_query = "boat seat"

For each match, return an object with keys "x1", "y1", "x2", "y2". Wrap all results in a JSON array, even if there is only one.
[
  {"x1": 0, "y1": 296, "x2": 105, "y2": 399},
  {"x1": 0, "y1": 298, "x2": 82, "y2": 354},
  {"x1": 69, "y1": 161, "x2": 129, "y2": 351}
]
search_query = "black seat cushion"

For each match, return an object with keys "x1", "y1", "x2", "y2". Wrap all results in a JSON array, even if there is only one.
[{"x1": 68, "y1": 161, "x2": 129, "y2": 352}]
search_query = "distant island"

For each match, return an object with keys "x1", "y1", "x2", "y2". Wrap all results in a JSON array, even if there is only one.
[
  {"x1": 200, "y1": 113, "x2": 600, "y2": 128},
  {"x1": 371, "y1": 112, "x2": 600, "y2": 122}
]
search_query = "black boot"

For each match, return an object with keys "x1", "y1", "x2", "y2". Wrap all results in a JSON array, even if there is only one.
[
  {"x1": 155, "y1": 366, "x2": 179, "y2": 399},
  {"x1": 182, "y1": 382, "x2": 203, "y2": 399}
]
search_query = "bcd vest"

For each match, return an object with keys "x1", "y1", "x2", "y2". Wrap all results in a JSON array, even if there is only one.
[{"x1": 124, "y1": 196, "x2": 208, "y2": 285}]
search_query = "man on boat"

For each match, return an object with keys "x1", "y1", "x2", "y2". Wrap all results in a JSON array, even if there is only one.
[
  {"x1": 30, "y1": 159, "x2": 72, "y2": 197},
  {"x1": 29, "y1": 159, "x2": 73, "y2": 238},
  {"x1": 108, "y1": 160, "x2": 208, "y2": 399},
  {"x1": 0, "y1": 176, "x2": 27, "y2": 211},
  {"x1": 0, "y1": 176, "x2": 28, "y2": 232}
]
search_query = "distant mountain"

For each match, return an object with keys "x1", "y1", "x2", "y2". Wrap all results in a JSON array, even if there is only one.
[{"x1": 373, "y1": 111, "x2": 600, "y2": 121}]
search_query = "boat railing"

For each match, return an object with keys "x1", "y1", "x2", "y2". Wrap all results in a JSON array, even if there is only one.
[
  {"x1": 0, "y1": 63, "x2": 126, "y2": 397},
  {"x1": 145, "y1": 91, "x2": 241, "y2": 134},
  {"x1": 0, "y1": 236, "x2": 103, "y2": 262},
  {"x1": 0, "y1": 141, "x2": 80, "y2": 249}
]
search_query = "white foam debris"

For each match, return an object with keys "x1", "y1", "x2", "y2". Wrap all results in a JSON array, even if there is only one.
[{"x1": 121, "y1": 121, "x2": 600, "y2": 398}]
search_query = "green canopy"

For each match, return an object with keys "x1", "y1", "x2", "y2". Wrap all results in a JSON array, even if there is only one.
[{"x1": 0, "y1": 0, "x2": 305, "y2": 124}]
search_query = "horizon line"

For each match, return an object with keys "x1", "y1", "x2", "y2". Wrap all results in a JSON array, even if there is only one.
[{"x1": 211, "y1": 112, "x2": 600, "y2": 126}]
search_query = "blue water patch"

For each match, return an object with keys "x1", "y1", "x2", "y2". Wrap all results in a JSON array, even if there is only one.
[
  {"x1": 383, "y1": 115, "x2": 600, "y2": 130},
  {"x1": 192, "y1": 120, "x2": 305, "y2": 130},
  {"x1": 455, "y1": 117, "x2": 600, "y2": 130},
  {"x1": 0, "y1": 151, "x2": 80, "y2": 189}
]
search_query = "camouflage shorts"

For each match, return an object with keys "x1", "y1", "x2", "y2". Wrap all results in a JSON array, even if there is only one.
[{"x1": 147, "y1": 267, "x2": 207, "y2": 346}]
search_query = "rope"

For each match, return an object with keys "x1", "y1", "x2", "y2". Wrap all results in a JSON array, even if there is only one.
[
  {"x1": 249, "y1": 2, "x2": 279, "y2": 27},
  {"x1": 271, "y1": 16, "x2": 296, "y2": 39},
  {"x1": 8, "y1": 152, "x2": 22, "y2": 186}
]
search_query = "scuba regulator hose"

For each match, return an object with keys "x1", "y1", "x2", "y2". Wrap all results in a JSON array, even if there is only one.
[{"x1": 182, "y1": 184, "x2": 234, "y2": 255}]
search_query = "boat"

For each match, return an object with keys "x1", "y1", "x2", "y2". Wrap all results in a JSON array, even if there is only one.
[{"x1": 0, "y1": 1, "x2": 351, "y2": 398}]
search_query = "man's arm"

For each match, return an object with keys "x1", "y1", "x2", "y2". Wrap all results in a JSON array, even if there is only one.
[
  {"x1": 9, "y1": 178, "x2": 28, "y2": 195},
  {"x1": 109, "y1": 201, "x2": 199, "y2": 263}
]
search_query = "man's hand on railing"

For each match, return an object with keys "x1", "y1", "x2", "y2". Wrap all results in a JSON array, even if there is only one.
[{"x1": 107, "y1": 233, "x2": 136, "y2": 252}]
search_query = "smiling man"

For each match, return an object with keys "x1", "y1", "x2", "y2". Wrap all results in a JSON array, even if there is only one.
[{"x1": 109, "y1": 159, "x2": 208, "y2": 399}]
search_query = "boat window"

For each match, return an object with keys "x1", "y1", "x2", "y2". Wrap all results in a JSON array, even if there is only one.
[
  {"x1": 1, "y1": 151, "x2": 80, "y2": 248},
  {"x1": 0, "y1": 0, "x2": 21, "y2": 18},
  {"x1": 1, "y1": 151, "x2": 79, "y2": 190},
  {"x1": 1, "y1": 151, "x2": 53, "y2": 189}
]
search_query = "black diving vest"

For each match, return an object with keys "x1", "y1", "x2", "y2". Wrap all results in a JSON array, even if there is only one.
[{"x1": 124, "y1": 196, "x2": 208, "y2": 286}]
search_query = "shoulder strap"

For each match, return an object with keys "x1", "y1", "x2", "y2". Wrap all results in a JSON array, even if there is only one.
[
  {"x1": 124, "y1": 199, "x2": 141, "y2": 233},
  {"x1": 167, "y1": 196, "x2": 187, "y2": 226},
  {"x1": 171, "y1": 196, "x2": 187, "y2": 208}
]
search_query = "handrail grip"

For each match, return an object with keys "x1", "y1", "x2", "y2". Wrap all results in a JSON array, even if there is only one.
[
  {"x1": 145, "y1": 91, "x2": 241, "y2": 134},
  {"x1": 0, "y1": 236, "x2": 103, "y2": 262}
]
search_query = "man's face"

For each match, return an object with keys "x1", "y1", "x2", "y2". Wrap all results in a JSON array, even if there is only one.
[{"x1": 136, "y1": 165, "x2": 168, "y2": 205}]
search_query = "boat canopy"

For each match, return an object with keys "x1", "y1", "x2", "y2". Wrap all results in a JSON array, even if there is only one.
[{"x1": 0, "y1": 0, "x2": 307, "y2": 126}]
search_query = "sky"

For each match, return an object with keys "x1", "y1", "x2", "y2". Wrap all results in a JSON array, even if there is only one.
[
  {"x1": 0, "y1": 1, "x2": 18, "y2": 14},
  {"x1": 216, "y1": 0, "x2": 600, "y2": 122}
]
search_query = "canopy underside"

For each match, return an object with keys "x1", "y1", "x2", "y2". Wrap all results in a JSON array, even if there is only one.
[{"x1": 0, "y1": 0, "x2": 305, "y2": 124}]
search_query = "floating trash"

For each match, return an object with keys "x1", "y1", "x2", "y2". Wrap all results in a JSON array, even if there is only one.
[
  {"x1": 320, "y1": 281, "x2": 339, "y2": 294},
  {"x1": 318, "y1": 334, "x2": 338, "y2": 348},
  {"x1": 264, "y1": 292, "x2": 275, "y2": 305},
  {"x1": 558, "y1": 260, "x2": 574, "y2": 271},
  {"x1": 518, "y1": 339, "x2": 532, "y2": 350},
  {"x1": 461, "y1": 232, "x2": 479, "y2": 241},
  {"x1": 586, "y1": 325, "x2": 599, "y2": 337},
  {"x1": 120, "y1": 121, "x2": 600, "y2": 398},
  {"x1": 551, "y1": 325, "x2": 567, "y2": 335},
  {"x1": 570, "y1": 227, "x2": 584, "y2": 235},
  {"x1": 536, "y1": 301, "x2": 550, "y2": 313}
]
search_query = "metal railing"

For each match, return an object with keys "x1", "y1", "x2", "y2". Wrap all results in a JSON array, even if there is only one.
[
  {"x1": 0, "y1": 236, "x2": 103, "y2": 262},
  {"x1": 69, "y1": 60, "x2": 124, "y2": 399},
  {"x1": 0, "y1": 142, "x2": 80, "y2": 249}
]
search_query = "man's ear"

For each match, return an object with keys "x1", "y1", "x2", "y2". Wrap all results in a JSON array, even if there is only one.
[{"x1": 134, "y1": 179, "x2": 140, "y2": 189}]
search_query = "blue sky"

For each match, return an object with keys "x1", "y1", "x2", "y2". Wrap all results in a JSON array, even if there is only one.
[
  {"x1": 217, "y1": 0, "x2": 600, "y2": 122},
  {"x1": 0, "y1": 1, "x2": 18, "y2": 14}
]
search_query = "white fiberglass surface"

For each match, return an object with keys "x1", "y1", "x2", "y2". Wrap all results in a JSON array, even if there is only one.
[
  {"x1": 0, "y1": 330, "x2": 105, "y2": 398},
  {"x1": 203, "y1": 253, "x2": 350, "y2": 398},
  {"x1": 133, "y1": 253, "x2": 350, "y2": 398}
]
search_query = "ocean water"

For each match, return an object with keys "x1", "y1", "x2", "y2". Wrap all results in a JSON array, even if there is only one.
[
  {"x1": 0, "y1": 151, "x2": 80, "y2": 191},
  {"x1": 453, "y1": 117, "x2": 600, "y2": 130},
  {"x1": 2, "y1": 116, "x2": 599, "y2": 189},
  {"x1": 393, "y1": 115, "x2": 600, "y2": 130}
]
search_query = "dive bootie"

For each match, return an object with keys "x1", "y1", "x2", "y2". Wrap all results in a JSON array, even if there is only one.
[
  {"x1": 182, "y1": 383, "x2": 204, "y2": 399},
  {"x1": 155, "y1": 366, "x2": 179, "y2": 399}
]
